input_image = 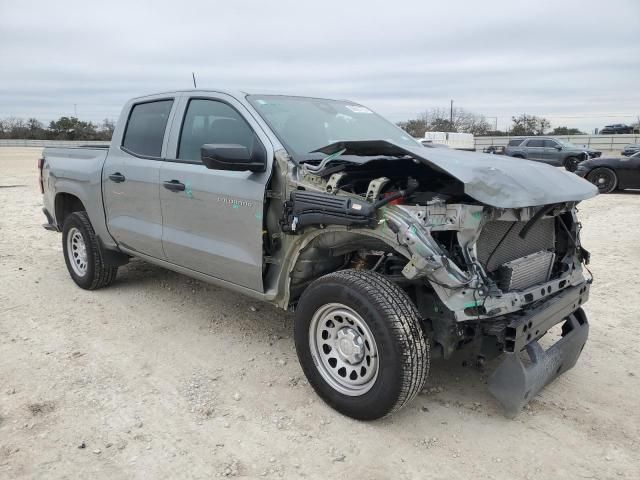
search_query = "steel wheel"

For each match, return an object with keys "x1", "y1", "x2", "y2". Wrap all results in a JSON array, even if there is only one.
[
  {"x1": 587, "y1": 167, "x2": 617, "y2": 193},
  {"x1": 309, "y1": 303, "x2": 379, "y2": 396},
  {"x1": 66, "y1": 226, "x2": 88, "y2": 276}
]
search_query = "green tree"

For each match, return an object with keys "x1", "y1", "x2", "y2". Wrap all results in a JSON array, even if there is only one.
[
  {"x1": 510, "y1": 114, "x2": 550, "y2": 136},
  {"x1": 550, "y1": 126, "x2": 584, "y2": 135},
  {"x1": 48, "y1": 116, "x2": 98, "y2": 140}
]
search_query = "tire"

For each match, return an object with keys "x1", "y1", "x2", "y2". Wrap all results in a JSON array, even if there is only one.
[
  {"x1": 62, "y1": 211, "x2": 118, "y2": 290},
  {"x1": 564, "y1": 156, "x2": 580, "y2": 172},
  {"x1": 294, "y1": 269, "x2": 429, "y2": 420},
  {"x1": 587, "y1": 167, "x2": 618, "y2": 194}
]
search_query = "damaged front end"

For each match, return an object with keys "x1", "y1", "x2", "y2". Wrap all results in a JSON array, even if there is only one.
[{"x1": 276, "y1": 140, "x2": 597, "y2": 417}]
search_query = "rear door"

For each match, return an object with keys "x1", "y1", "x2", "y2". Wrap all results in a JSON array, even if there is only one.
[
  {"x1": 524, "y1": 139, "x2": 545, "y2": 161},
  {"x1": 102, "y1": 97, "x2": 176, "y2": 258},
  {"x1": 159, "y1": 93, "x2": 273, "y2": 292}
]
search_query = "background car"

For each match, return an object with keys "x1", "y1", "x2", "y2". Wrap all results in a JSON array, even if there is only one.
[
  {"x1": 504, "y1": 136, "x2": 599, "y2": 171},
  {"x1": 622, "y1": 143, "x2": 640, "y2": 156},
  {"x1": 482, "y1": 145, "x2": 506, "y2": 154},
  {"x1": 600, "y1": 124, "x2": 636, "y2": 134},
  {"x1": 420, "y1": 139, "x2": 450, "y2": 148},
  {"x1": 574, "y1": 151, "x2": 640, "y2": 193}
]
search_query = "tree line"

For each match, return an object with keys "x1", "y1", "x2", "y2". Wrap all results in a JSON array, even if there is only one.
[
  {"x1": 0, "y1": 117, "x2": 115, "y2": 141},
  {"x1": 397, "y1": 108, "x2": 587, "y2": 138}
]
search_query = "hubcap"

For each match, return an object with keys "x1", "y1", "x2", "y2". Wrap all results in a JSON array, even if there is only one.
[
  {"x1": 67, "y1": 227, "x2": 88, "y2": 276},
  {"x1": 309, "y1": 303, "x2": 379, "y2": 396},
  {"x1": 590, "y1": 171, "x2": 613, "y2": 192}
]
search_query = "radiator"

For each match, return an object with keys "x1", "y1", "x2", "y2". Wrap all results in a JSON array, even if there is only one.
[
  {"x1": 496, "y1": 250, "x2": 555, "y2": 291},
  {"x1": 476, "y1": 219, "x2": 555, "y2": 273}
]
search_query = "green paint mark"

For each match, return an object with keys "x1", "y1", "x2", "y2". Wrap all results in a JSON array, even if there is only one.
[
  {"x1": 184, "y1": 181, "x2": 193, "y2": 198},
  {"x1": 232, "y1": 204, "x2": 239, "y2": 209},
  {"x1": 255, "y1": 212, "x2": 263, "y2": 220},
  {"x1": 464, "y1": 300, "x2": 481, "y2": 309},
  {"x1": 409, "y1": 224, "x2": 417, "y2": 235},
  {"x1": 321, "y1": 148, "x2": 347, "y2": 163},
  {"x1": 471, "y1": 211, "x2": 482, "y2": 219}
]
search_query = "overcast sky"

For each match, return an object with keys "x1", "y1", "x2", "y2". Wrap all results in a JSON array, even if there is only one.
[{"x1": 1, "y1": 0, "x2": 638, "y2": 132}]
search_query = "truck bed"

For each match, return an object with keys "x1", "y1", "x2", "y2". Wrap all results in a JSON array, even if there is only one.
[{"x1": 42, "y1": 145, "x2": 115, "y2": 248}]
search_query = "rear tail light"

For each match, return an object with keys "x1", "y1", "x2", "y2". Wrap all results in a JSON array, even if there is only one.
[{"x1": 38, "y1": 157, "x2": 44, "y2": 193}]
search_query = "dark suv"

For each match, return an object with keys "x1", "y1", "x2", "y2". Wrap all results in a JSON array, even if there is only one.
[
  {"x1": 600, "y1": 124, "x2": 635, "y2": 134},
  {"x1": 504, "y1": 137, "x2": 599, "y2": 171}
]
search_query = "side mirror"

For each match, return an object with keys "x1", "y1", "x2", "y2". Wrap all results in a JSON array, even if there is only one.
[
  {"x1": 201, "y1": 141, "x2": 266, "y2": 172},
  {"x1": 556, "y1": 146, "x2": 562, "y2": 150}
]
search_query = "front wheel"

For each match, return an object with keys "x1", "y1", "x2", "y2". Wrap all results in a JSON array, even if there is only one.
[
  {"x1": 62, "y1": 212, "x2": 118, "y2": 290},
  {"x1": 294, "y1": 269, "x2": 430, "y2": 420},
  {"x1": 564, "y1": 156, "x2": 581, "y2": 172},
  {"x1": 587, "y1": 167, "x2": 618, "y2": 193}
]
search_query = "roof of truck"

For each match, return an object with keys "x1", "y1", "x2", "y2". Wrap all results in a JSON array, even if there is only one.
[{"x1": 129, "y1": 89, "x2": 350, "y2": 103}]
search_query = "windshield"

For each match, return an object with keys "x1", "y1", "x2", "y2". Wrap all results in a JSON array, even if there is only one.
[{"x1": 247, "y1": 95, "x2": 419, "y2": 160}]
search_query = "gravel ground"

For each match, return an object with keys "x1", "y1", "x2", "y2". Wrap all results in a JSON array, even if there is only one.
[{"x1": 1, "y1": 147, "x2": 639, "y2": 479}]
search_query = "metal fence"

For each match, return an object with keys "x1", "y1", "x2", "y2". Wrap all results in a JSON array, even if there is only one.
[
  {"x1": 475, "y1": 134, "x2": 639, "y2": 154},
  {"x1": 0, "y1": 139, "x2": 110, "y2": 148}
]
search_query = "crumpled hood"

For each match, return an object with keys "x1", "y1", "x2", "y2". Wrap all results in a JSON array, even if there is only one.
[{"x1": 313, "y1": 140, "x2": 599, "y2": 208}]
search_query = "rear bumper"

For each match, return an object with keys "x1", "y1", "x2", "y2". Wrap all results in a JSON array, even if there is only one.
[{"x1": 488, "y1": 283, "x2": 590, "y2": 417}]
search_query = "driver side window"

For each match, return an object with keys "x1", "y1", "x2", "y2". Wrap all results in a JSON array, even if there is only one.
[{"x1": 178, "y1": 99, "x2": 255, "y2": 162}]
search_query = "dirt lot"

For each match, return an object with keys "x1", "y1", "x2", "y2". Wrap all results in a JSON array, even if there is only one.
[{"x1": 1, "y1": 147, "x2": 639, "y2": 479}]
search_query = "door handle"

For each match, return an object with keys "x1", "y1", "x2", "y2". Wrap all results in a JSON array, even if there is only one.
[
  {"x1": 163, "y1": 180, "x2": 186, "y2": 192},
  {"x1": 108, "y1": 172, "x2": 126, "y2": 183}
]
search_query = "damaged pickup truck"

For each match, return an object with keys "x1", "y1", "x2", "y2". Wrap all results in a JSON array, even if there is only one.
[{"x1": 40, "y1": 91, "x2": 598, "y2": 419}]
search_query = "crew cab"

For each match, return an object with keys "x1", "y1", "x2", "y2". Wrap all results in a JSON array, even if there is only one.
[{"x1": 40, "y1": 90, "x2": 598, "y2": 419}]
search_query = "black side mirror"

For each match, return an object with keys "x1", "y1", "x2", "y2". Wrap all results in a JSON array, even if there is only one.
[
  {"x1": 201, "y1": 140, "x2": 266, "y2": 172},
  {"x1": 556, "y1": 146, "x2": 562, "y2": 150}
]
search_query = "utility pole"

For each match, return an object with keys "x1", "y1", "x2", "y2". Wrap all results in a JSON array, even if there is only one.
[
  {"x1": 449, "y1": 99, "x2": 454, "y2": 128},
  {"x1": 192, "y1": 72, "x2": 197, "y2": 89}
]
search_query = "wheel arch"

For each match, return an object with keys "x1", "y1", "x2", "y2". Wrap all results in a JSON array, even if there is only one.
[
  {"x1": 54, "y1": 191, "x2": 86, "y2": 229},
  {"x1": 278, "y1": 228, "x2": 410, "y2": 309}
]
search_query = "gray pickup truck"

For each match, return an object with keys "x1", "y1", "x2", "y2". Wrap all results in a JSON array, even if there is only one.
[
  {"x1": 40, "y1": 90, "x2": 598, "y2": 419},
  {"x1": 505, "y1": 137, "x2": 600, "y2": 171}
]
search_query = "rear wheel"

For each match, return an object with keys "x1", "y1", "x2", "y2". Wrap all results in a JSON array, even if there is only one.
[
  {"x1": 564, "y1": 156, "x2": 581, "y2": 172},
  {"x1": 587, "y1": 167, "x2": 618, "y2": 194},
  {"x1": 294, "y1": 269, "x2": 430, "y2": 420},
  {"x1": 62, "y1": 212, "x2": 118, "y2": 290}
]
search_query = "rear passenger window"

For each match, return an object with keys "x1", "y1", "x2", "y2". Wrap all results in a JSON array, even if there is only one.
[
  {"x1": 527, "y1": 139, "x2": 544, "y2": 148},
  {"x1": 122, "y1": 100, "x2": 174, "y2": 157},
  {"x1": 178, "y1": 99, "x2": 256, "y2": 162}
]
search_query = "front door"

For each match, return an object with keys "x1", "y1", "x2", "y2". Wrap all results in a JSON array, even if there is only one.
[
  {"x1": 543, "y1": 139, "x2": 562, "y2": 165},
  {"x1": 103, "y1": 98, "x2": 176, "y2": 259},
  {"x1": 159, "y1": 95, "x2": 272, "y2": 292}
]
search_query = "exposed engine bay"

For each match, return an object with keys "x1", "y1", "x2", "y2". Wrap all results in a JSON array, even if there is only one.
[{"x1": 271, "y1": 140, "x2": 596, "y2": 363}]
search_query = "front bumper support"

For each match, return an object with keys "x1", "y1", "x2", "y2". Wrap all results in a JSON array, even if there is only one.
[{"x1": 488, "y1": 284, "x2": 590, "y2": 418}]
